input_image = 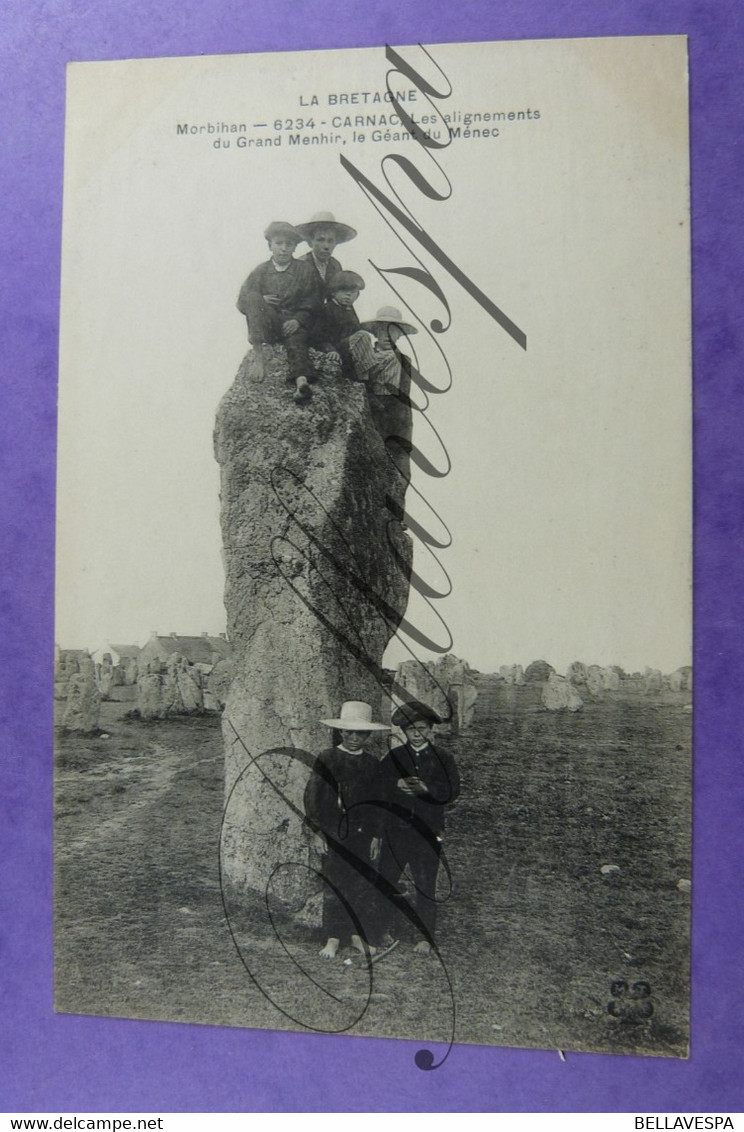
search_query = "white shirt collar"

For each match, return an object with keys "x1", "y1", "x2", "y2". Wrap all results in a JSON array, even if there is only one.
[{"x1": 311, "y1": 253, "x2": 328, "y2": 278}]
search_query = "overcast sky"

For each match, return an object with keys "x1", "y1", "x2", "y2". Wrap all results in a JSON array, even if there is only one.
[{"x1": 56, "y1": 37, "x2": 691, "y2": 675}]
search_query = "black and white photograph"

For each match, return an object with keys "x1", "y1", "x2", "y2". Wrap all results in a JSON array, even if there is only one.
[{"x1": 54, "y1": 36, "x2": 692, "y2": 1061}]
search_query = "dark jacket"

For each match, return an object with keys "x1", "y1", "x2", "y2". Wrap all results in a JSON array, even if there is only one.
[
  {"x1": 237, "y1": 257, "x2": 321, "y2": 327},
  {"x1": 300, "y1": 251, "x2": 342, "y2": 296},
  {"x1": 381, "y1": 741, "x2": 460, "y2": 836},
  {"x1": 303, "y1": 746, "x2": 387, "y2": 841},
  {"x1": 311, "y1": 300, "x2": 362, "y2": 366}
]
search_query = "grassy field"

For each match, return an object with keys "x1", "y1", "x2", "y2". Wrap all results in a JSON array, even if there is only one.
[{"x1": 54, "y1": 690, "x2": 691, "y2": 1058}]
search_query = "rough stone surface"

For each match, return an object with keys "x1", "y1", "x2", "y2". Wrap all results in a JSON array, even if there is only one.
[
  {"x1": 62, "y1": 656, "x2": 101, "y2": 733},
  {"x1": 396, "y1": 658, "x2": 447, "y2": 717},
  {"x1": 601, "y1": 666, "x2": 621, "y2": 691},
  {"x1": 137, "y1": 670, "x2": 178, "y2": 720},
  {"x1": 136, "y1": 654, "x2": 204, "y2": 718},
  {"x1": 525, "y1": 660, "x2": 555, "y2": 683},
  {"x1": 215, "y1": 347, "x2": 412, "y2": 910},
  {"x1": 434, "y1": 654, "x2": 478, "y2": 731},
  {"x1": 172, "y1": 655, "x2": 204, "y2": 713},
  {"x1": 206, "y1": 655, "x2": 235, "y2": 710},
  {"x1": 541, "y1": 673, "x2": 584, "y2": 712},
  {"x1": 55, "y1": 651, "x2": 84, "y2": 700},
  {"x1": 586, "y1": 665, "x2": 605, "y2": 697}
]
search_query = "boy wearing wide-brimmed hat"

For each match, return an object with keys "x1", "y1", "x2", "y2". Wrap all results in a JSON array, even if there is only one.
[
  {"x1": 236, "y1": 221, "x2": 323, "y2": 403},
  {"x1": 377, "y1": 699, "x2": 460, "y2": 954},
  {"x1": 358, "y1": 305, "x2": 418, "y2": 396},
  {"x1": 344, "y1": 305, "x2": 414, "y2": 398},
  {"x1": 296, "y1": 210, "x2": 357, "y2": 293},
  {"x1": 303, "y1": 700, "x2": 391, "y2": 961}
]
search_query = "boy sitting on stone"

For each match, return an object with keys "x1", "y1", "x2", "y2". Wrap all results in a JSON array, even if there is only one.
[
  {"x1": 358, "y1": 305, "x2": 418, "y2": 396},
  {"x1": 237, "y1": 221, "x2": 322, "y2": 403},
  {"x1": 312, "y1": 270, "x2": 367, "y2": 381}
]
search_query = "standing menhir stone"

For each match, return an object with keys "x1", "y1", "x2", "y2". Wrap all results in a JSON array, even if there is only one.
[
  {"x1": 566, "y1": 661, "x2": 588, "y2": 686},
  {"x1": 98, "y1": 654, "x2": 114, "y2": 699},
  {"x1": 215, "y1": 347, "x2": 412, "y2": 910},
  {"x1": 62, "y1": 654, "x2": 101, "y2": 733},
  {"x1": 541, "y1": 673, "x2": 584, "y2": 712},
  {"x1": 665, "y1": 666, "x2": 692, "y2": 693},
  {"x1": 137, "y1": 670, "x2": 174, "y2": 720},
  {"x1": 601, "y1": 666, "x2": 621, "y2": 691},
  {"x1": 585, "y1": 665, "x2": 605, "y2": 697},
  {"x1": 644, "y1": 667, "x2": 663, "y2": 694},
  {"x1": 429, "y1": 653, "x2": 477, "y2": 732},
  {"x1": 395, "y1": 659, "x2": 449, "y2": 722},
  {"x1": 524, "y1": 659, "x2": 555, "y2": 683},
  {"x1": 135, "y1": 653, "x2": 204, "y2": 717},
  {"x1": 207, "y1": 654, "x2": 236, "y2": 710},
  {"x1": 173, "y1": 655, "x2": 204, "y2": 714},
  {"x1": 137, "y1": 656, "x2": 177, "y2": 719}
]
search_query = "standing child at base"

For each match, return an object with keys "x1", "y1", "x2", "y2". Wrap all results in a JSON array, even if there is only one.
[
  {"x1": 236, "y1": 221, "x2": 322, "y2": 403},
  {"x1": 303, "y1": 701, "x2": 392, "y2": 961},
  {"x1": 377, "y1": 699, "x2": 460, "y2": 955}
]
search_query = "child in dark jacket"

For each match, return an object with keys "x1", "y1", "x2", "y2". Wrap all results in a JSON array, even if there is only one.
[
  {"x1": 237, "y1": 220, "x2": 323, "y2": 402},
  {"x1": 377, "y1": 699, "x2": 460, "y2": 954},
  {"x1": 311, "y1": 270, "x2": 366, "y2": 380}
]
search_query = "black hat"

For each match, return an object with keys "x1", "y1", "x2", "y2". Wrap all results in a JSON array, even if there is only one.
[
  {"x1": 391, "y1": 700, "x2": 441, "y2": 728},
  {"x1": 264, "y1": 220, "x2": 302, "y2": 244},
  {"x1": 328, "y1": 270, "x2": 365, "y2": 293}
]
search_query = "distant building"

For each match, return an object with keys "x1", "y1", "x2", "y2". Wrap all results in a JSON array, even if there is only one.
[{"x1": 138, "y1": 631, "x2": 231, "y2": 674}]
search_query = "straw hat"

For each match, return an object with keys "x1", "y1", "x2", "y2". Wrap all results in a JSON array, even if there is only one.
[
  {"x1": 320, "y1": 700, "x2": 390, "y2": 730},
  {"x1": 360, "y1": 305, "x2": 417, "y2": 337},
  {"x1": 296, "y1": 211, "x2": 357, "y2": 244}
]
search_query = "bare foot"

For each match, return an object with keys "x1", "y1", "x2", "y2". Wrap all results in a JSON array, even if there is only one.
[
  {"x1": 319, "y1": 937, "x2": 340, "y2": 960},
  {"x1": 252, "y1": 348, "x2": 265, "y2": 378},
  {"x1": 294, "y1": 376, "x2": 312, "y2": 402},
  {"x1": 413, "y1": 940, "x2": 432, "y2": 955},
  {"x1": 350, "y1": 934, "x2": 377, "y2": 957}
]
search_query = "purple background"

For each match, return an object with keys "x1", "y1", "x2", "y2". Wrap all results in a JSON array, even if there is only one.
[{"x1": 1, "y1": 0, "x2": 741, "y2": 1114}]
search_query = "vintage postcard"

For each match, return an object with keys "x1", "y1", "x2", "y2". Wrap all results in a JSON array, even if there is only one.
[{"x1": 54, "y1": 36, "x2": 691, "y2": 1063}]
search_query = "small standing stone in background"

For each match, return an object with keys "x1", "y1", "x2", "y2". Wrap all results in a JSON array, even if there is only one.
[{"x1": 62, "y1": 654, "x2": 101, "y2": 733}]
